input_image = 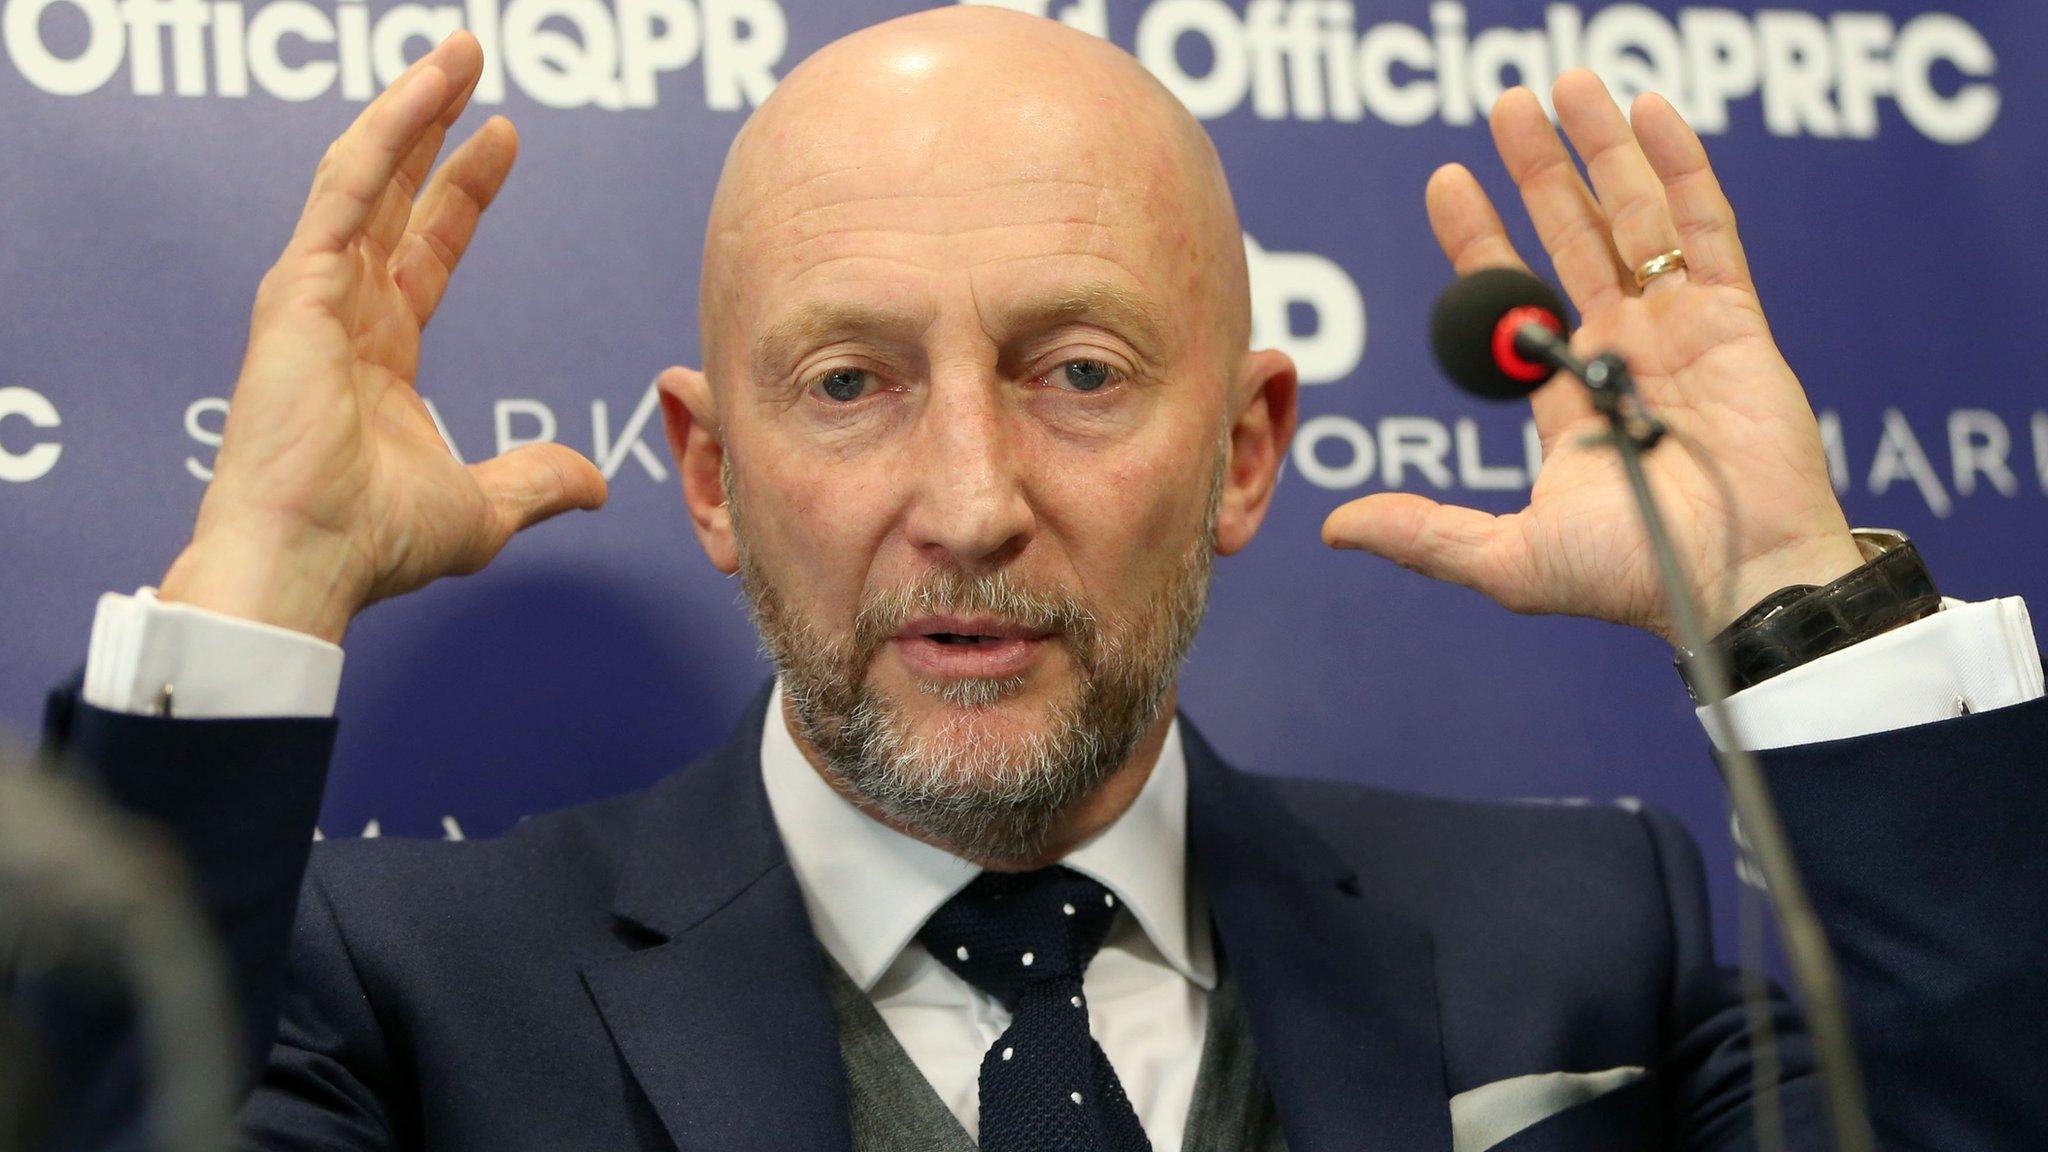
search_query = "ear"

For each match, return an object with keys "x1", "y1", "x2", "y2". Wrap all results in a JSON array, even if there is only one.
[
  {"x1": 1214, "y1": 348, "x2": 1298, "y2": 556},
  {"x1": 657, "y1": 365, "x2": 739, "y2": 574}
]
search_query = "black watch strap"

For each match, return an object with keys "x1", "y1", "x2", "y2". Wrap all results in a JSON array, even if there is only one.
[{"x1": 1676, "y1": 529, "x2": 1942, "y2": 703}]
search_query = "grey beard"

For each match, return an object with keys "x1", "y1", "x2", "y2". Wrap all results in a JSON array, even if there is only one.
[{"x1": 726, "y1": 450, "x2": 1222, "y2": 866}]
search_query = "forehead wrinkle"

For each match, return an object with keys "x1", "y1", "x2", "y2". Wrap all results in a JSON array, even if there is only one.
[
  {"x1": 724, "y1": 160, "x2": 865, "y2": 229},
  {"x1": 740, "y1": 175, "x2": 1121, "y2": 231},
  {"x1": 774, "y1": 224, "x2": 1124, "y2": 273},
  {"x1": 757, "y1": 182, "x2": 1163, "y2": 293},
  {"x1": 749, "y1": 179, "x2": 1139, "y2": 252},
  {"x1": 762, "y1": 244, "x2": 1116, "y2": 293}
]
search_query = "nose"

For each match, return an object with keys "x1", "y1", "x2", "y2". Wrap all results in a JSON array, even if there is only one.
[{"x1": 901, "y1": 370, "x2": 1035, "y2": 572}]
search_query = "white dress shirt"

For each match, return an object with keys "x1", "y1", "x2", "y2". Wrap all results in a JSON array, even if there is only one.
[
  {"x1": 1699, "y1": 596, "x2": 2041, "y2": 749},
  {"x1": 81, "y1": 587, "x2": 2044, "y2": 752},
  {"x1": 759, "y1": 681, "x2": 1214, "y2": 1148},
  {"x1": 73, "y1": 585, "x2": 2048, "y2": 1147}
]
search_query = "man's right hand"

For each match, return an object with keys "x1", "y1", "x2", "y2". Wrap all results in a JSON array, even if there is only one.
[{"x1": 159, "y1": 32, "x2": 606, "y2": 644}]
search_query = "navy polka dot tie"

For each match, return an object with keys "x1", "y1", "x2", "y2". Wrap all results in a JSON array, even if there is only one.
[{"x1": 918, "y1": 866, "x2": 1153, "y2": 1152}]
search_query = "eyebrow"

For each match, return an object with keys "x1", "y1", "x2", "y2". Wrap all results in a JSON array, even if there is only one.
[
  {"x1": 747, "y1": 281, "x2": 1172, "y2": 382},
  {"x1": 992, "y1": 282, "x2": 1170, "y2": 363},
  {"x1": 751, "y1": 302, "x2": 926, "y2": 381}
]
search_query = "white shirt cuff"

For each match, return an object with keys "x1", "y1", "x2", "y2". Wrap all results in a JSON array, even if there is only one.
[
  {"x1": 83, "y1": 588, "x2": 344, "y2": 719},
  {"x1": 1699, "y1": 597, "x2": 2043, "y2": 752}
]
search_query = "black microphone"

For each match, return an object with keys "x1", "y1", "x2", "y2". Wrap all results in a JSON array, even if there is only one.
[{"x1": 1428, "y1": 267, "x2": 1574, "y2": 400}]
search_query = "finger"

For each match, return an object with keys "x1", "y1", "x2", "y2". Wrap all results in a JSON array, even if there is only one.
[
  {"x1": 391, "y1": 117, "x2": 519, "y2": 329},
  {"x1": 471, "y1": 442, "x2": 609, "y2": 544},
  {"x1": 1631, "y1": 92, "x2": 1753, "y2": 289},
  {"x1": 395, "y1": 47, "x2": 485, "y2": 203},
  {"x1": 363, "y1": 49, "x2": 488, "y2": 261},
  {"x1": 1424, "y1": 163, "x2": 1526, "y2": 274},
  {"x1": 287, "y1": 32, "x2": 480, "y2": 257},
  {"x1": 1425, "y1": 164, "x2": 1594, "y2": 431},
  {"x1": 1322, "y1": 493, "x2": 1538, "y2": 611},
  {"x1": 1552, "y1": 70, "x2": 1684, "y2": 293},
  {"x1": 1490, "y1": 86, "x2": 1631, "y2": 312}
]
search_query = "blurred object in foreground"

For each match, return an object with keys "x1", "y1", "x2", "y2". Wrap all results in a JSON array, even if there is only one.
[{"x1": 0, "y1": 735, "x2": 234, "y2": 1152}]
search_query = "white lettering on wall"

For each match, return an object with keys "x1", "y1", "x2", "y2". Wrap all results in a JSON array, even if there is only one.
[
  {"x1": 1292, "y1": 413, "x2": 1376, "y2": 489},
  {"x1": 969, "y1": 0, "x2": 2002, "y2": 144},
  {"x1": 1286, "y1": 407, "x2": 2047, "y2": 520},
  {"x1": 3, "y1": 0, "x2": 787, "y2": 107},
  {"x1": 165, "y1": 397, "x2": 2048, "y2": 521},
  {"x1": 1868, "y1": 407, "x2": 1952, "y2": 516},
  {"x1": 592, "y1": 383, "x2": 669, "y2": 482},
  {"x1": 493, "y1": 397, "x2": 557, "y2": 454},
  {"x1": 0, "y1": 386, "x2": 63, "y2": 482},
  {"x1": 1948, "y1": 408, "x2": 2017, "y2": 498},
  {"x1": 182, "y1": 396, "x2": 227, "y2": 481},
  {"x1": 1244, "y1": 232, "x2": 1367, "y2": 386}
]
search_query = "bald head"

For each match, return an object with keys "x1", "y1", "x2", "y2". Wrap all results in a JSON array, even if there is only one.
[{"x1": 697, "y1": 6, "x2": 1251, "y2": 394}]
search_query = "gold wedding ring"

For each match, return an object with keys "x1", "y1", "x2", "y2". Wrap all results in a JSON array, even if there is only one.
[{"x1": 1633, "y1": 248, "x2": 1687, "y2": 288}]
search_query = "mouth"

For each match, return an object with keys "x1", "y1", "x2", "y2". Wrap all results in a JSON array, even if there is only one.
[{"x1": 891, "y1": 616, "x2": 1058, "y2": 679}]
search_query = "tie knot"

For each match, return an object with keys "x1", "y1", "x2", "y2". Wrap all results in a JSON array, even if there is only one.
[{"x1": 917, "y1": 866, "x2": 1122, "y2": 1009}]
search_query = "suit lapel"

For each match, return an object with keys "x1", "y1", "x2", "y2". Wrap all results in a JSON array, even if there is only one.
[
  {"x1": 582, "y1": 685, "x2": 853, "y2": 1152},
  {"x1": 1183, "y1": 719, "x2": 1452, "y2": 1152},
  {"x1": 573, "y1": 690, "x2": 1451, "y2": 1152}
]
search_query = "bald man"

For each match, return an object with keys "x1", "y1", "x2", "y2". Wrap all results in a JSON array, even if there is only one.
[{"x1": 35, "y1": 9, "x2": 2048, "y2": 1152}]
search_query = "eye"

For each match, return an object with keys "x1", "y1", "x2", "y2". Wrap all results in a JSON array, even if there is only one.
[
  {"x1": 812, "y1": 368, "x2": 873, "y2": 403},
  {"x1": 1048, "y1": 358, "x2": 1118, "y2": 393}
]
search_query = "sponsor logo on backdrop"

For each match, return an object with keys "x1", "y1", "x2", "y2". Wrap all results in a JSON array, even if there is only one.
[
  {"x1": 0, "y1": 386, "x2": 63, "y2": 482},
  {"x1": 2, "y1": 0, "x2": 785, "y2": 107},
  {"x1": 1245, "y1": 232, "x2": 1365, "y2": 386},
  {"x1": 179, "y1": 388, "x2": 2048, "y2": 519},
  {"x1": 974, "y1": 0, "x2": 1998, "y2": 143},
  {"x1": 1289, "y1": 406, "x2": 2048, "y2": 515},
  {"x1": 4, "y1": 0, "x2": 2000, "y2": 144}
]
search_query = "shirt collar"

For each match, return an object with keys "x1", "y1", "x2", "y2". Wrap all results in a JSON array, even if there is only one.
[{"x1": 758, "y1": 678, "x2": 1215, "y2": 994}]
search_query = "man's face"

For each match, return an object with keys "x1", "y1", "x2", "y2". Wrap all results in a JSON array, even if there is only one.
[{"x1": 667, "y1": 15, "x2": 1286, "y2": 863}]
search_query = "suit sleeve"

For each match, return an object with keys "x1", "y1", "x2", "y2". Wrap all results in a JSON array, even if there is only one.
[
  {"x1": 1630, "y1": 803, "x2": 1828, "y2": 1152},
  {"x1": 237, "y1": 868, "x2": 401, "y2": 1151},
  {"x1": 1758, "y1": 689, "x2": 2048, "y2": 1150},
  {"x1": 27, "y1": 677, "x2": 338, "y2": 1149}
]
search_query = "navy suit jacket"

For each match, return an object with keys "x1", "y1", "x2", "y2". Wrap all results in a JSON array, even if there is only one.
[{"x1": 26, "y1": 678, "x2": 2048, "y2": 1150}]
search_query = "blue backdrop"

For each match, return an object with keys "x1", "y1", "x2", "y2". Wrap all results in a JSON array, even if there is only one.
[{"x1": 4, "y1": 0, "x2": 2043, "y2": 959}]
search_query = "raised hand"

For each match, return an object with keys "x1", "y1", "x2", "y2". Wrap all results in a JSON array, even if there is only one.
[
  {"x1": 1323, "y1": 69, "x2": 1864, "y2": 645},
  {"x1": 161, "y1": 33, "x2": 606, "y2": 643}
]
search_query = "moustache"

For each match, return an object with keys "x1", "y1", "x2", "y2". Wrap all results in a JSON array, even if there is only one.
[{"x1": 847, "y1": 569, "x2": 1104, "y2": 671}]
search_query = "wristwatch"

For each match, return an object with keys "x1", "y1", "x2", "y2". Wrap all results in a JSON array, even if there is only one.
[{"x1": 1675, "y1": 528, "x2": 1943, "y2": 704}]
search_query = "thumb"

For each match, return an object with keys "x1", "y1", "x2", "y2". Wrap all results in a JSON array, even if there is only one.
[
  {"x1": 471, "y1": 442, "x2": 609, "y2": 536},
  {"x1": 1322, "y1": 492, "x2": 1533, "y2": 607}
]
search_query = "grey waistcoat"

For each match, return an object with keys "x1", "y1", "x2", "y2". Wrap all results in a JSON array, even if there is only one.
[{"x1": 825, "y1": 958, "x2": 1289, "y2": 1152}]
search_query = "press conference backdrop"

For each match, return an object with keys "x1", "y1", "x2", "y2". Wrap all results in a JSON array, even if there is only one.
[{"x1": 4, "y1": 0, "x2": 2044, "y2": 960}]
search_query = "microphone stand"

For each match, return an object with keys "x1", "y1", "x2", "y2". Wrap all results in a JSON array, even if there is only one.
[{"x1": 1515, "y1": 328, "x2": 1877, "y2": 1152}]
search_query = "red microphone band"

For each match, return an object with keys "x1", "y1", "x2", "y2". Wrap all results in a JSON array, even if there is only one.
[{"x1": 1491, "y1": 305, "x2": 1563, "y2": 383}]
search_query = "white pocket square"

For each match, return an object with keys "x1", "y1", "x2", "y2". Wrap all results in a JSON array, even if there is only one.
[{"x1": 1449, "y1": 1065, "x2": 1647, "y2": 1152}]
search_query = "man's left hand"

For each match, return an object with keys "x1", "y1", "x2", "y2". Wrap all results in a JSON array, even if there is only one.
[{"x1": 1322, "y1": 70, "x2": 1864, "y2": 645}]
